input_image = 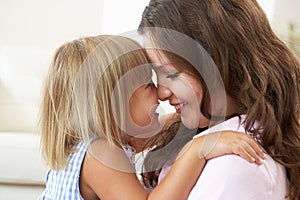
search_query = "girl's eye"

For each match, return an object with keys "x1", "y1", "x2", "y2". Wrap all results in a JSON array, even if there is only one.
[
  {"x1": 166, "y1": 72, "x2": 180, "y2": 79},
  {"x1": 146, "y1": 82, "x2": 153, "y2": 88}
]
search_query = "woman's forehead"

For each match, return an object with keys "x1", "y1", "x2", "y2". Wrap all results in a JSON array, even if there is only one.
[
  {"x1": 152, "y1": 63, "x2": 178, "y2": 74},
  {"x1": 146, "y1": 49, "x2": 169, "y2": 63}
]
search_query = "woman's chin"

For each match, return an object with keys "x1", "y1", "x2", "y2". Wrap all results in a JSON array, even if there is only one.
[{"x1": 181, "y1": 117, "x2": 199, "y2": 130}]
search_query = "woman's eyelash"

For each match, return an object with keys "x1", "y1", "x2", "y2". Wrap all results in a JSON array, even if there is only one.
[{"x1": 166, "y1": 72, "x2": 180, "y2": 79}]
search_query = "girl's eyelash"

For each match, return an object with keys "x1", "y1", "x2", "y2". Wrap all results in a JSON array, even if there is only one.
[
  {"x1": 146, "y1": 82, "x2": 153, "y2": 88},
  {"x1": 166, "y1": 72, "x2": 180, "y2": 79}
]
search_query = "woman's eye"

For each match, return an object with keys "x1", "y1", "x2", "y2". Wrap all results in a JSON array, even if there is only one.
[{"x1": 166, "y1": 72, "x2": 180, "y2": 79}]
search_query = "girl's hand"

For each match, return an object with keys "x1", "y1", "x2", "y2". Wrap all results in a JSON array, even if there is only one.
[{"x1": 192, "y1": 131, "x2": 266, "y2": 165}]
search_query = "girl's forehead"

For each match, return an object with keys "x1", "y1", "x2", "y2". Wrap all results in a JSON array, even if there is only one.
[{"x1": 133, "y1": 66, "x2": 153, "y2": 81}]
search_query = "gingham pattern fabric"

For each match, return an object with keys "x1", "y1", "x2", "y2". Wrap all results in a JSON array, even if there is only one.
[
  {"x1": 38, "y1": 142, "x2": 87, "y2": 200},
  {"x1": 38, "y1": 142, "x2": 136, "y2": 199}
]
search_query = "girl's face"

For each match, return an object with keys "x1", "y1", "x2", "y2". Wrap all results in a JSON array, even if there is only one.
[
  {"x1": 146, "y1": 49, "x2": 210, "y2": 129},
  {"x1": 128, "y1": 79, "x2": 161, "y2": 136}
]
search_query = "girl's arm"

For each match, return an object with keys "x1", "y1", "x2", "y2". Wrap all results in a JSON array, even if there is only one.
[
  {"x1": 81, "y1": 131, "x2": 265, "y2": 200},
  {"x1": 148, "y1": 131, "x2": 265, "y2": 199}
]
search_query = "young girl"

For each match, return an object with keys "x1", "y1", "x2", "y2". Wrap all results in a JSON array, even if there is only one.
[
  {"x1": 38, "y1": 35, "x2": 265, "y2": 199},
  {"x1": 139, "y1": 0, "x2": 300, "y2": 199}
]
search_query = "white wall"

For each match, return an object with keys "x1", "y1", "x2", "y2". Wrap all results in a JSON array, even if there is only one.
[
  {"x1": 272, "y1": 0, "x2": 300, "y2": 39},
  {"x1": 1, "y1": 0, "x2": 299, "y2": 49},
  {"x1": 0, "y1": 0, "x2": 105, "y2": 132},
  {"x1": 258, "y1": 0, "x2": 300, "y2": 40},
  {"x1": 101, "y1": 0, "x2": 149, "y2": 34},
  {"x1": 0, "y1": 0, "x2": 103, "y2": 49},
  {"x1": 257, "y1": 0, "x2": 276, "y2": 23}
]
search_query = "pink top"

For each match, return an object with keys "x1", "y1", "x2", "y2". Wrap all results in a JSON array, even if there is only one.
[{"x1": 158, "y1": 116, "x2": 288, "y2": 199}]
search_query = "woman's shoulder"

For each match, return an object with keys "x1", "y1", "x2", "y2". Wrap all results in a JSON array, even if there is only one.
[
  {"x1": 206, "y1": 154, "x2": 286, "y2": 184},
  {"x1": 199, "y1": 154, "x2": 287, "y2": 198}
]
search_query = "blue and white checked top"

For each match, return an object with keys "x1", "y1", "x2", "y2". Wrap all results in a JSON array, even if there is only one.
[
  {"x1": 38, "y1": 142, "x2": 136, "y2": 199},
  {"x1": 38, "y1": 142, "x2": 87, "y2": 200}
]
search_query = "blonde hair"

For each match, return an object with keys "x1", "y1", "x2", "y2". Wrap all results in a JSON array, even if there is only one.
[{"x1": 40, "y1": 35, "x2": 152, "y2": 170}]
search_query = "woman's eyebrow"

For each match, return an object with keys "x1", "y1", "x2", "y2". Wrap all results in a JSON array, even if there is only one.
[
  {"x1": 151, "y1": 64, "x2": 164, "y2": 69},
  {"x1": 152, "y1": 62, "x2": 174, "y2": 68}
]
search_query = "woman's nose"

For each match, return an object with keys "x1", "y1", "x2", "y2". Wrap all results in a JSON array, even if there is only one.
[{"x1": 157, "y1": 84, "x2": 172, "y2": 101}]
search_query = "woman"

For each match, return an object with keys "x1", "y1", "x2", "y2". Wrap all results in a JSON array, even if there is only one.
[{"x1": 138, "y1": 0, "x2": 300, "y2": 199}]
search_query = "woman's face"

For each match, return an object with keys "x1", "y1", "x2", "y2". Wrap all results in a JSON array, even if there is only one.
[{"x1": 146, "y1": 49, "x2": 210, "y2": 129}]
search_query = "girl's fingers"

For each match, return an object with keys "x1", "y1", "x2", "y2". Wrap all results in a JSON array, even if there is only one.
[
  {"x1": 231, "y1": 132, "x2": 266, "y2": 165},
  {"x1": 240, "y1": 134, "x2": 266, "y2": 159},
  {"x1": 203, "y1": 131, "x2": 266, "y2": 165},
  {"x1": 233, "y1": 138, "x2": 264, "y2": 165},
  {"x1": 231, "y1": 143, "x2": 256, "y2": 164}
]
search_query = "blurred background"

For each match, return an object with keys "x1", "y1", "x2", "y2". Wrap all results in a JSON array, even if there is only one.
[{"x1": 0, "y1": 0, "x2": 299, "y2": 199}]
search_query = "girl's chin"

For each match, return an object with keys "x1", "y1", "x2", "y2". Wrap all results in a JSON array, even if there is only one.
[{"x1": 128, "y1": 119, "x2": 161, "y2": 137}]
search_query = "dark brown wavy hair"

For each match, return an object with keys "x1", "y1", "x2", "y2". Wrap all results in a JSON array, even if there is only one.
[{"x1": 138, "y1": 0, "x2": 300, "y2": 198}]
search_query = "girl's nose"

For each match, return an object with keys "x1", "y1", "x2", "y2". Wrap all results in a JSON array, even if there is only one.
[{"x1": 157, "y1": 84, "x2": 172, "y2": 101}]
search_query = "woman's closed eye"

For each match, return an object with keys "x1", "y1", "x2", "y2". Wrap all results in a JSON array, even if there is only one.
[{"x1": 166, "y1": 72, "x2": 181, "y2": 79}]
